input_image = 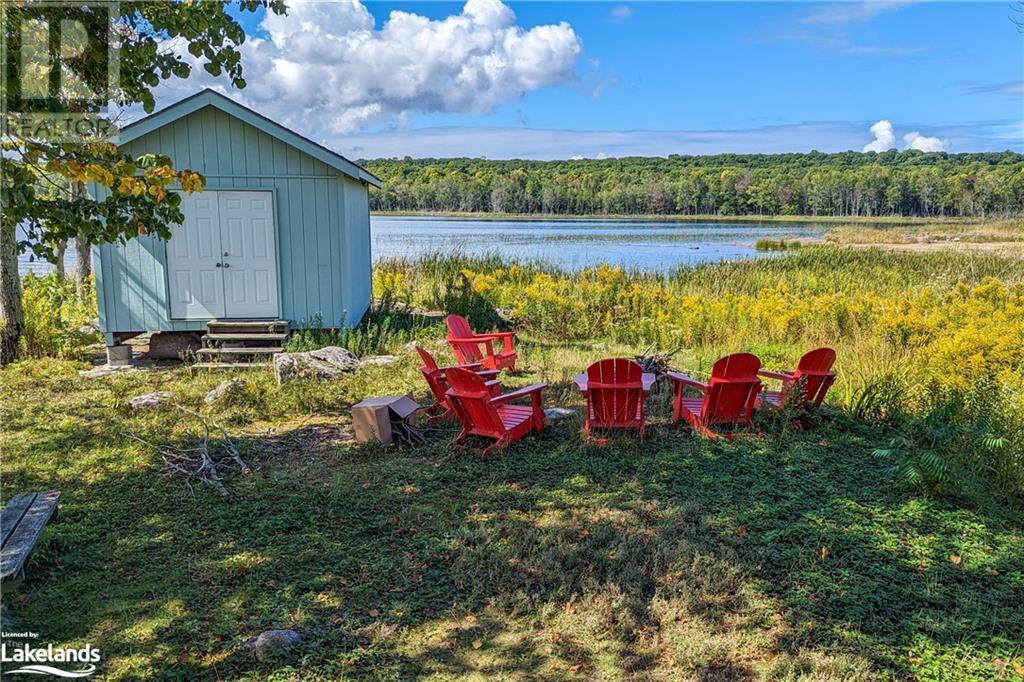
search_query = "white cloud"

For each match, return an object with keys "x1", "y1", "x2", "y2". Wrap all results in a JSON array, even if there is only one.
[
  {"x1": 608, "y1": 6, "x2": 633, "y2": 23},
  {"x1": 154, "y1": 0, "x2": 582, "y2": 133},
  {"x1": 800, "y1": 1, "x2": 909, "y2": 26},
  {"x1": 862, "y1": 120, "x2": 948, "y2": 153},
  {"x1": 862, "y1": 119, "x2": 896, "y2": 152},
  {"x1": 903, "y1": 131, "x2": 946, "y2": 152}
]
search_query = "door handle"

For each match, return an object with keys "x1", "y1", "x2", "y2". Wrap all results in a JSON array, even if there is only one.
[
  {"x1": 223, "y1": 251, "x2": 229, "y2": 257},
  {"x1": 223, "y1": 262, "x2": 230, "y2": 268},
  {"x1": 216, "y1": 263, "x2": 222, "y2": 268}
]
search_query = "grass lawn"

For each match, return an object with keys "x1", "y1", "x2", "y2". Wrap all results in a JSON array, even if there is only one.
[{"x1": 2, "y1": 339, "x2": 1022, "y2": 681}]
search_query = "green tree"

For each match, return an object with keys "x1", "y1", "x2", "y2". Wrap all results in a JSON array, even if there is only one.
[{"x1": 1, "y1": 0, "x2": 287, "y2": 364}]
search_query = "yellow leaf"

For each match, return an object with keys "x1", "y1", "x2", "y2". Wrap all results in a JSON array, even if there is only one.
[
  {"x1": 465, "y1": 614, "x2": 477, "y2": 623},
  {"x1": 949, "y1": 554, "x2": 962, "y2": 565},
  {"x1": 1012, "y1": 659, "x2": 1024, "y2": 675},
  {"x1": 471, "y1": 639, "x2": 482, "y2": 649},
  {"x1": 820, "y1": 546, "x2": 829, "y2": 559},
  {"x1": 367, "y1": 608, "x2": 379, "y2": 618}
]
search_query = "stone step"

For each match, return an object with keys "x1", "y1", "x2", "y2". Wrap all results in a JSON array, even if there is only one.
[{"x1": 196, "y1": 346, "x2": 284, "y2": 356}]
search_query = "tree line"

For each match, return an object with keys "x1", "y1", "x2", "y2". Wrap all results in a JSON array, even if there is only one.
[{"x1": 362, "y1": 150, "x2": 1024, "y2": 217}]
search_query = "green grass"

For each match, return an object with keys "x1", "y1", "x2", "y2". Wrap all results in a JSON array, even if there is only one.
[{"x1": 2, "y1": 342, "x2": 1023, "y2": 680}]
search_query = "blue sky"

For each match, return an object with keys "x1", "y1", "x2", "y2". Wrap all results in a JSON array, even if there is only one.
[{"x1": 163, "y1": 1, "x2": 1023, "y2": 158}]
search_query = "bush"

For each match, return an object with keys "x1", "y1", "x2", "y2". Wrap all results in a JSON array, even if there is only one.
[{"x1": 20, "y1": 273, "x2": 101, "y2": 358}]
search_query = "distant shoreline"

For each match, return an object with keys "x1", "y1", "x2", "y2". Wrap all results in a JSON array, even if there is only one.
[{"x1": 370, "y1": 211, "x2": 997, "y2": 226}]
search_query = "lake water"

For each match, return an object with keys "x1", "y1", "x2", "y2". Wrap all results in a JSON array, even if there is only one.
[
  {"x1": 18, "y1": 216, "x2": 829, "y2": 276},
  {"x1": 372, "y1": 217, "x2": 828, "y2": 272}
]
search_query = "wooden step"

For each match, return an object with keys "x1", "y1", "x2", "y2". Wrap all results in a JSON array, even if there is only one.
[
  {"x1": 207, "y1": 319, "x2": 288, "y2": 334},
  {"x1": 203, "y1": 332, "x2": 289, "y2": 342},
  {"x1": 196, "y1": 346, "x2": 284, "y2": 356},
  {"x1": 190, "y1": 361, "x2": 273, "y2": 373}
]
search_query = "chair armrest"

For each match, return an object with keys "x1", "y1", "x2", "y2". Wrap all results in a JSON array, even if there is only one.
[
  {"x1": 573, "y1": 374, "x2": 588, "y2": 392},
  {"x1": 484, "y1": 379, "x2": 502, "y2": 389},
  {"x1": 438, "y1": 362, "x2": 484, "y2": 373},
  {"x1": 641, "y1": 373, "x2": 657, "y2": 391},
  {"x1": 448, "y1": 335, "x2": 488, "y2": 344},
  {"x1": 667, "y1": 372, "x2": 708, "y2": 392},
  {"x1": 491, "y1": 383, "x2": 547, "y2": 406},
  {"x1": 757, "y1": 369, "x2": 794, "y2": 382},
  {"x1": 476, "y1": 369, "x2": 501, "y2": 379}
]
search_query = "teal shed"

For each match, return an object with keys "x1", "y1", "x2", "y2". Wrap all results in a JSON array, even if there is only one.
[{"x1": 92, "y1": 89, "x2": 381, "y2": 347}]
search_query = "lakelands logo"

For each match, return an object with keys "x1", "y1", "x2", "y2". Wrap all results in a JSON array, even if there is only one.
[{"x1": 1, "y1": 642, "x2": 101, "y2": 677}]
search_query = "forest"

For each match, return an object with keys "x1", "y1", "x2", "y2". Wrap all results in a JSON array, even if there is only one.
[{"x1": 363, "y1": 150, "x2": 1024, "y2": 217}]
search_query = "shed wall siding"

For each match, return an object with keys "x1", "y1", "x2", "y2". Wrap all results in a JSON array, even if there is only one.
[{"x1": 93, "y1": 106, "x2": 371, "y2": 335}]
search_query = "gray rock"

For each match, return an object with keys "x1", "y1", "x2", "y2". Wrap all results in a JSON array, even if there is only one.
[
  {"x1": 129, "y1": 392, "x2": 172, "y2": 410},
  {"x1": 402, "y1": 341, "x2": 420, "y2": 351},
  {"x1": 274, "y1": 346, "x2": 360, "y2": 383},
  {"x1": 147, "y1": 331, "x2": 202, "y2": 360},
  {"x1": 544, "y1": 407, "x2": 578, "y2": 421},
  {"x1": 243, "y1": 629, "x2": 301, "y2": 662},
  {"x1": 309, "y1": 346, "x2": 361, "y2": 371},
  {"x1": 204, "y1": 378, "x2": 245, "y2": 404},
  {"x1": 360, "y1": 355, "x2": 399, "y2": 366},
  {"x1": 79, "y1": 364, "x2": 138, "y2": 378}
]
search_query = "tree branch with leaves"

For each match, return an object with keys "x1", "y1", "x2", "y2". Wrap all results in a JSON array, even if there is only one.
[{"x1": 0, "y1": 0, "x2": 287, "y2": 364}]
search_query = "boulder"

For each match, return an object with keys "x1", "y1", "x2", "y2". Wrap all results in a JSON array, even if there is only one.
[
  {"x1": 243, "y1": 629, "x2": 301, "y2": 662},
  {"x1": 204, "y1": 378, "x2": 245, "y2": 404},
  {"x1": 147, "y1": 332, "x2": 202, "y2": 360},
  {"x1": 360, "y1": 355, "x2": 399, "y2": 367},
  {"x1": 129, "y1": 392, "x2": 172, "y2": 410},
  {"x1": 309, "y1": 346, "x2": 360, "y2": 371},
  {"x1": 274, "y1": 346, "x2": 360, "y2": 383},
  {"x1": 544, "y1": 407, "x2": 578, "y2": 421}
]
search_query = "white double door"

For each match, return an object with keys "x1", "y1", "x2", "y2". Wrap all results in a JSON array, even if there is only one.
[{"x1": 167, "y1": 190, "x2": 279, "y2": 320}]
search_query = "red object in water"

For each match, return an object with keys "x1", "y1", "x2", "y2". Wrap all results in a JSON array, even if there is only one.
[
  {"x1": 574, "y1": 358, "x2": 657, "y2": 442},
  {"x1": 757, "y1": 347, "x2": 837, "y2": 409},
  {"x1": 445, "y1": 367, "x2": 546, "y2": 456},
  {"x1": 446, "y1": 314, "x2": 517, "y2": 372},
  {"x1": 415, "y1": 346, "x2": 500, "y2": 422},
  {"x1": 668, "y1": 353, "x2": 763, "y2": 439}
]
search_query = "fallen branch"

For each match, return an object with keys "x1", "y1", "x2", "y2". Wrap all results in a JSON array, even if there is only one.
[{"x1": 125, "y1": 404, "x2": 252, "y2": 497}]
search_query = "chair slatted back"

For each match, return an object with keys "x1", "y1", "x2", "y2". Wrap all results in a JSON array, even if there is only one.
[
  {"x1": 446, "y1": 314, "x2": 483, "y2": 363},
  {"x1": 703, "y1": 353, "x2": 762, "y2": 425},
  {"x1": 445, "y1": 367, "x2": 503, "y2": 437},
  {"x1": 586, "y1": 358, "x2": 644, "y2": 427},
  {"x1": 790, "y1": 347, "x2": 837, "y2": 407}
]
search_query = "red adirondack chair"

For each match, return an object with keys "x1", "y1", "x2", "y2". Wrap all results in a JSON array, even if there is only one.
[
  {"x1": 446, "y1": 314, "x2": 517, "y2": 372},
  {"x1": 445, "y1": 367, "x2": 546, "y2": 455},
  {"x1": 415, "y1": 346, "x2": 501, "y2": 422},
  {"x1": 574, "y1": 358, "x2": 657, "y2": 442},
  {"x1": 757, "y1": 347, "x2": 837, "y2": 410},
  {"x1": 668, "y1": 353, "x2": 763, "y2": 439}
]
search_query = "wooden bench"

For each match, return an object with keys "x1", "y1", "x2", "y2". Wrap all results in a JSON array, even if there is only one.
[{"x1": 1, "y1": 491, "x2": 61, "y2": 587}]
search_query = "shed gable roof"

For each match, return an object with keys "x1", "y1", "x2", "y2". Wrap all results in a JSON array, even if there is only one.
[{"x1": 119, "y1": 89, "x2": 381, "y2": 188}]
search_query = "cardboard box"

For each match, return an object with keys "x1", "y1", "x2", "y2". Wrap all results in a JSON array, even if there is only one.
[{"x1": 352, "y1": 395, "x2": 421, "y2": 444}]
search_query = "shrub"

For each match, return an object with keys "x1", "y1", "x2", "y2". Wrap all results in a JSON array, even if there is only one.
[{"x1": 20, "y1": 273, "x2": 101, "y2": 358}]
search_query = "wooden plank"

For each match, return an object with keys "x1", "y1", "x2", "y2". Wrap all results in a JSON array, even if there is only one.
[
  {"x1": 196, "y1": 347, "x2": 283, "y2": 355},
  {"x1": 0, "y1": 491, "x2": 60, "y2": 582},
  {"x1": 203, "y1": 333, "x2": 288, "y2": 342},
  {"x1": 1, "y1": 493, "x2": 35, "y2": 548}
]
